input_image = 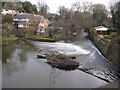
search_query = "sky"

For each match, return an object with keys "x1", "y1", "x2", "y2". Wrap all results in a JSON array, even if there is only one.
[{"x1": 27, "y1": 0, "x2": 111, "y2": 13}]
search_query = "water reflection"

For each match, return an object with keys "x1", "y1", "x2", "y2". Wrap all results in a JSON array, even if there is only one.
[
  {"x1": 47, "y1": 67, "x2": 108, "y2": 88},
  {"x1": 2, "y1": 40, "x2": 35, "y2": 76},
  {"x1": 3, "y1": 49, "x2": 26, "y2": 76},
  {"x1": 49, "y1": 68, "x2": 63, "y2": 88}
]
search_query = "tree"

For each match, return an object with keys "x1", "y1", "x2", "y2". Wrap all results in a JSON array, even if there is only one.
[
  {"x1": 22, "y1": 1, "x2": 38, "y2": 14},
  {"x1": 2, "y1": 2, "x2": 22, "y2": 9},
  {"x1": 17, "y1": 7, "x2": 26, "y2": 13},
  {"x1": 2, "y1": 2, "x2": 5, "y2": 7},
  {"x1": 22, "y1": 1, "x2": 33, "y2": 13},
  {"x1": 2, "y1": 14, "x2": 13, "y2": 24},
  {"x1": 58, "y1": 6, "x2": 71, "y2": 19},
  {"x1": 82, "y1": 2, "x2": 93, "y2": 13},
  {"x1": 25, "y1": 27, "x2": 36, "y2": 37},
  {"x1": 37, "y1": 1, "x2": 49, "y2": 17},
  {"x1": 110, "y1": 0, "x2": 120, "y2": 33},
  {"x1": 58, "y1": 6, "x2": 66, "y2": 17},
  {"x1": 92, "y1": 4, "x2": 108, "y2": 26},
  {"x1": 32, "y1": 5, "x2": 38, "y2": 14},
  {"x1": 71, "y1": 2, "x2": 81, "y2": 12}
]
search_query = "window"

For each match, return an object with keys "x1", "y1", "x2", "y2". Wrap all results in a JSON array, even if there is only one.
[{"x1": 18, "y1": 24, "x2": 24, "y2": 28}]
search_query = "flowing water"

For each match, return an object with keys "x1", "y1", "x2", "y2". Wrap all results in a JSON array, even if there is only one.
[{"x1": 2, "y1": 31, "x2": 119, "y2": 88}]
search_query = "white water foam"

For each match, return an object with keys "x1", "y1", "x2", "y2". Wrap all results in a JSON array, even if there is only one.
[{"x1": 47, "y1": 42, "x2": 90, "y2": 55}]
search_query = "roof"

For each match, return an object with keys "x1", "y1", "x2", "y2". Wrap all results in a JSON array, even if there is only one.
[
  {"x1": 94, "y1": 26, "x2": 108, "y2": 31},
  {"x1": 13, "y1": 13, "x2": 46, "y2": 23}
]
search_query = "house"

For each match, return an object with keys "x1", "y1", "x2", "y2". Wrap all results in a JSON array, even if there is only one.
[
  {"x1": 94, "y1": 26, "x2": 108, "y2": 35},
  {"x1": 1, "y1": 9, "x2": 19, "y2": 16},
  {"x1": 13, "y1": 13, "x2": 49, "y2": 33}
]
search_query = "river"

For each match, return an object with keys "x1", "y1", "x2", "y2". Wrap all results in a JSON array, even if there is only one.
[{"x1": 2, "y1": 31, "x2": 119, "y2": 88}]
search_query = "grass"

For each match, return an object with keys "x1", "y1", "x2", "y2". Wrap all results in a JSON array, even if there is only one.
[
  {"x1": 9, "y1": 34, "x2": 18, "y2": 40},
  {"x1": 53, "y1": 33, "x2": 63, "y2": 38},
  {"x1": 2, "y1": 34, "x2": 18, "y2": 44},
  {"x1": 27, "y1": 37, "x2": 55, "y2": 42}
]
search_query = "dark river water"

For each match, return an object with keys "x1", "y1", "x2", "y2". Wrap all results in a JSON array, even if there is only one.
[
  {"x1": 0, "y1": 46, "x2": 2, "y2": 89},
  {"x1": 2, "y1": 31, "x2": 119, "y2": 88}
]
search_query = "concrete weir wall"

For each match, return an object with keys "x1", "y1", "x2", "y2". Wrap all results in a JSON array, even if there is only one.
[{"x1": 89, "y1": 30, "x2": 119, "y2": 68}]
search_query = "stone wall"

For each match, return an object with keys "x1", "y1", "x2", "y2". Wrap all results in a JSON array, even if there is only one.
[{"x1": 89, "y1": 29, "x2": 119, "y2": 68}]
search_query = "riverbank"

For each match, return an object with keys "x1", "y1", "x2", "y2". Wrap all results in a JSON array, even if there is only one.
[
  {"x1": 27, "y1": 37, "x2": 55, "y2": 42},
  {"x1": 89, "y1": 29, "x2": 119, "y2": 68},
  {"x1": 2, "y1": 34, "x2": 18, "y2": 45},
  {"x1": 88, "y1": 30, "x2": 120, "y2": 88},
  {"x1": 2, "y1": 35, "x2": 56, "y2": 45}
]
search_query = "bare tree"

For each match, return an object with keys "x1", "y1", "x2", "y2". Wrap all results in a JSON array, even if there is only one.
[
  {"x1": 71, "y1": 2, "x2": 82, "y2": 12},
  {"x1": 92, "y1": 4, "x2": 108, "y2": 26},
  {"x1": 110, "y1": 0, "x2": 120, "y2": 33},
  {"x1": 37, "y1": 1, "x2": 49, "y2": 18},
  {"x1": 82, "y1": 2, "x2": 93, "y2": 13}
]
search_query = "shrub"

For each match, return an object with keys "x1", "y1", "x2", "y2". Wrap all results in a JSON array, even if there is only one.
[
  {"x1": 27, "y1": 37, "x2": 55, "y2": 42},
  {"x1": 25, "y1": 27, "x2": 36, "y2": 37},
  {"x1": 103, "y1": 35, "x2": 109, "y2": 39},
  {"x1": 108, "y1": 32, "x2": 117, "y2": 39},
  {"x1": 104, "y1": 32, "x2": 117, "y2": 39},
  {"x1": 107, "y1": 28, "x2": 117, "y2": 35}
]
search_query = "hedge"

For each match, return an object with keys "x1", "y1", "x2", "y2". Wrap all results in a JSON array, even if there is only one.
[{"x1": 27, "y1": 37, "x2": 55, "y2": 42}]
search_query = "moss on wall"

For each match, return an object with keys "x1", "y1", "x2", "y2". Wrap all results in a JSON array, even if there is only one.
[{"x1": 89, "y1": 29, "x2": 119, "y2": 67}]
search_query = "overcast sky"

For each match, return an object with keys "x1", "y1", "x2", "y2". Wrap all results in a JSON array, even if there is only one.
[{"x1": 27, "y1": 0, "x2": 111, "y2": 13}]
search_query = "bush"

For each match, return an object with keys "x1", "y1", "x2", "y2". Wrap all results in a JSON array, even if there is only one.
[
  {"x1": 25, "y1": 27, "x2": 36, "y2": 37},
  {"x1": 107, "y1": 28, "x2": 117, "y2": 35},
  {"x1": 103, "y1": 35, "x2": 109, "y2": 39},
  {"x1": 108, "y1": 32, "x2": 117, "y2": 39},
  {"x1": 27, "y1": 37, "x2": 55, "y2": 42},
  {"x1": 104, "y1": 32, "x2": 117, "y2": 39}
]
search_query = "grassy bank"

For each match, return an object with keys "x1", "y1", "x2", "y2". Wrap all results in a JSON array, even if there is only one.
[
  {"x1": 2, "y1": 34, "x2": 18, "y2": 44},
  {"x1": 53, "y1": 33, "x2": 63, "y2": 38},
  {"x1": 27, "y1": 37, "x2": 55, "y2": 42}
]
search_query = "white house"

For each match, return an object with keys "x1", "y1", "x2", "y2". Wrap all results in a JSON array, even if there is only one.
[
  {"x1": 1, "y1": 9, "x2": 19, "y2": 16},
  {"x1": 94, "y1": 26, "x2": 108, "y2": 35}
]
